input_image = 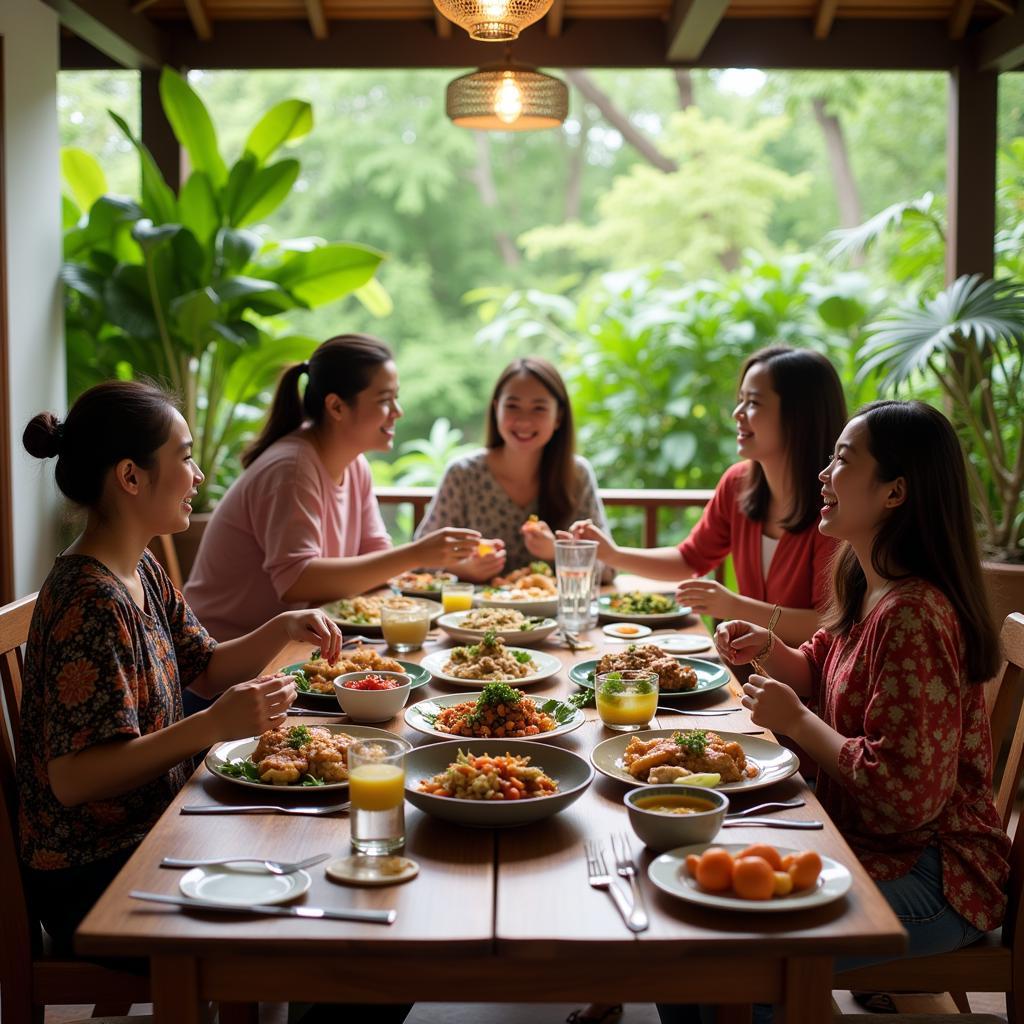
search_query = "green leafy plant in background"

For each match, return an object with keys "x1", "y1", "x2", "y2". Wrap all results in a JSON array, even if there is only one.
[{"x1": 60, "y1": 67, "x2": 386, "y2": 507}]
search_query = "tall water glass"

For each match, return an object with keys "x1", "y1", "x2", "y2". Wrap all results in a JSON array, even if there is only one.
[
  {"x1": 348, "y1": 738, "x2": 410, "y2": 855},
  {"x1": 555, "y1": 539, "x2": 598, "y2": 635}
]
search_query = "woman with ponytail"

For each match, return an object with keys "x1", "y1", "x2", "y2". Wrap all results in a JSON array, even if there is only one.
[{"x1": 185, "y1": 334, "x2": 480, "y2": 639}]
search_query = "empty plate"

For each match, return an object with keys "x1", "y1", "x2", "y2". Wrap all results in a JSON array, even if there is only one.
[
  {"x1": 179, "y1": 865, "x2": 312, "y2": 906},
  {"x1": 650, "y1": 634, "x2": 712, "y2": 654}
]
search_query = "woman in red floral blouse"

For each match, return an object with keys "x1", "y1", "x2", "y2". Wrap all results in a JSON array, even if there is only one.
[
  {"x1": 720, "y1": 399, "x2": 1010, "y2": 961},
  {"x1": 18, "y1": 380, "x2": 343, "y2": 953}
]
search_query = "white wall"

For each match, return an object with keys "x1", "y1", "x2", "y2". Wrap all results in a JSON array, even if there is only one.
[{"x1": 1, "y1": 0, "x2": 63, "y2": 597}]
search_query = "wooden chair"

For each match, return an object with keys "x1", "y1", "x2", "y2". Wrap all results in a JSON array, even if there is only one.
[
  {"x1": 835, "y1": 611, "x2": 1024, "y2": 1021},
  {"x1": 150, "y1": 535, "x2": 184, "y2": 592},
  {"x1": 0, "y1": 592, "x2": 150, "y2": 1024}
]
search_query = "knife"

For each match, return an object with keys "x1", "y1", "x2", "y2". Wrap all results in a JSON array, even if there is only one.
[
  {"x1": 181, "y1": 803, "x2": 351, "y2": 816},
  {"x1": 722, "y1": 818, "x2": 823, "y2": 830},
  {"x1": 129, "y1": 891, "x2": 396, "y2": 924}
]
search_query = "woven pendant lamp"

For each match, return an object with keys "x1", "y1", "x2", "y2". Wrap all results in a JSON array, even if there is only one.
[
  {"x1": 434, "y1": 0, "x2": 554, "y2": 42},
  {"x1": 446, "y1": 65, "x2": 568, "y2": 131}
]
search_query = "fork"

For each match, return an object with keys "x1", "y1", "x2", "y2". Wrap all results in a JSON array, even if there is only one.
[
  {"x1": 181, "y1": 803, "x2": 351, "y2": 817},
  {"x1": 585, "y1": 838, "x2": 642, "y2": 932},
  {"x1": 725, "y1": 798, "x2": 805, "y2": 818},
  {"x1": 610, "y1": 833, "x2": 649, "y2": 932},
  {"x1": 160, "y1": 852, "x2": 331, "y2": 875}
]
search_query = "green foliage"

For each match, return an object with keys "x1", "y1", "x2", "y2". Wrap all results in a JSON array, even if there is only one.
[{"x1": 60, "y1": 67, "x2": 386, "y2": 507}]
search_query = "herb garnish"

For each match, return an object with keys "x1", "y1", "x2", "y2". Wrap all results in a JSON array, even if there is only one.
[
  {"x1": 287, "y1": 725, "x2": 312, "y2": 749},
  {"x1": 675, "y1": 730, "x2": 709, "y2": 756},
  {"x1": 512, "y1": 649, "x2": 533, "y2": 665}
]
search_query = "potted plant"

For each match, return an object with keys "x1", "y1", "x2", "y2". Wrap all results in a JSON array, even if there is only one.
[
  {"x1": 859, "y1": 273, "x2": 1024, "y2": 626},
  {"x1": 60, "y1": 67, "x2": 387, "y2": 539}
]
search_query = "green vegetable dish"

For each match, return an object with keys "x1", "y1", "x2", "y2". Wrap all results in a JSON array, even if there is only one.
[{"x1": 607, "y1": 592, "x2": 678, "y2": 615}]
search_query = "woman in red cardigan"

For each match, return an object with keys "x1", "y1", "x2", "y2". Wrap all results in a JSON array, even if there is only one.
[{"x1": 571, "y1": 345, "x2": 847, "y2": 646}]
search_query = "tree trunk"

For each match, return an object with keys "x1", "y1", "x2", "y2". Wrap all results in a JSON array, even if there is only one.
[
  {"x1": 812, "y1": 96, "x2": 863, "y2": 231},
  {"x1": 565, "y1": 69, "x2": 678, "y2": 173},
  {"x1": 470, "y1": 132, "x2": 520, "y2": 267},
  {"x1": 674, "y1": 68, "x2": 695, "y2": 110},
  {"x1": 564, "y1": 102, "x2": 590, "y2": 222}
]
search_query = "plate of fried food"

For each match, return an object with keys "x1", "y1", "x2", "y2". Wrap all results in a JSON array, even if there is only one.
[
  {"x1": 590, "y1": 728, "x2": 799, "y2": 794},
  {"x1": 283, "y1": 646, "x2": 431, "y2": 701},
  {"x1": 597, "y1": 592, "x2": 692, "y2": 625},
  {"x1": 420, "y1": 631, "x2": 561, "y2": 688},
  {"x1": 404, "y1": 739, "x2": 594, "y2": 827},
  {"x1": 437, "y1": 607, "x2": 558, "y2": 647},
  {"x1": 405, "y1": 682, "x2": 585, "y2": 742},
  {"x1": 569, "y1": 645, "x2": 730, "y2": 701},
  {"x1": 207, "y1": 723, "x2": 403, "y2": 790},
  {"x1": 388, "y1": 569, "x2": 457, "y2": 597},
  {"x1": 319, "y1": 594, "x2": 443, "y2": 636},
  {"x1": 476, "y1": 561, "x2": 559, "y2": 617}
]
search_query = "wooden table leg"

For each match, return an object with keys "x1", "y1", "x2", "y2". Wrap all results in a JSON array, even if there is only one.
[
  {"x1": 782, "y1": 955, "x2": 832, "y2": 1024},
  {"x1": 152, "y1": 953, "x2": 204, "y2": 1024}
]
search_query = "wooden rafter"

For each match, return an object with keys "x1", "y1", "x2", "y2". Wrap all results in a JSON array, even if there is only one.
[
  {"x1": 435, "y1": 12, "x2": 452, "y2": 38},
  {"x1": 41, "y1": 0, "x2": 162, "y2": 69},
  {"x1": 305, "y1": 0, "x2": 328, "y2": 40},
  {"x1": 667, "y1": 0, "x2": 730, "y2": 62},
  {"x1": 184, "y1": 0, "x2": 213, "y2": 42},
  {"x1": 130, "y1": 0, "x2": 161, "y2": 13},
  {"x1": 983, "y1": 0, "x2": 1016, "y2": 15},
  {"x1": 814, "y1": 0, "x2": 839, "y2": 40},
  {"x1": 548, "y1": 0, "x2": 565, "y2": 38},
  {"x1": 949, "y1": 0, "x2": 977, "y2": 39},
  {"x1": 976, "y1": 3, "x2": 1024, "y2": 70}
]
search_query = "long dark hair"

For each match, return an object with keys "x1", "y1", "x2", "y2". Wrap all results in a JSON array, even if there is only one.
[
  {"x1": 243, "y1": 334, "x2": 393, "y2": 468},
  {"x1": 738, "y1": 345, "x2": 848, "y2": 532},
  {"x1": 823, "y1": 400, "x2": 999, "y2": 683},
  {"x1": 485, "y1": 358, "x2": 576, "y2": 530},
  {"x1": 22, "y1": 379, "x2": 178, "y2": 508}
]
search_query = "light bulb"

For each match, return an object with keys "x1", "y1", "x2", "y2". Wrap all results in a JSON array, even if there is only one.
[
  {"x1": 482, "y1": 0, "x2": 510, "y2": 18},
  {"x1": 494, "y1": 72, "x2": 523, "y2": 125}
]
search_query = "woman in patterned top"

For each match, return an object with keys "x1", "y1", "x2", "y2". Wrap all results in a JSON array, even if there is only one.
[
  {"x1": 720, "y1": 400, "x2": 1010, "y2": 965},
  {"x1": 415, "y1": 357, "x2": 610, "y2": 581},
  {"x1": 19, "y1": 380, "x2": 343, "y2": 953}
]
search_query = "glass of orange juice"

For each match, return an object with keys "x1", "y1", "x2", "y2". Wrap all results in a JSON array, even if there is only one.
[
  {"x1": 441, "y1": 581, "x2": 474, "y2": 614},
  {"x1": 348, "y1": 738, "x2": 409, "y2": 854},
  {"x1": 380, "y1": 603, "x2": 431, "y2": 652},
  {"x1": 595, "y1": 670, "x2": 659, "y2": 732}
]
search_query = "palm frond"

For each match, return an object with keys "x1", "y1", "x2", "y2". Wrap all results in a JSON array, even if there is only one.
[{"x1": 826, "y1": 193, "x2": 940, "y2": 264}]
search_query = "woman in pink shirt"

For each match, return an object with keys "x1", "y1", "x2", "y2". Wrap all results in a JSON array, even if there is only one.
[
  {"x1": 572, "y1": 346, "x2": 847, "y2": 645},
  {"x1": 185, "y1": 334, "x2": 480, "y2": 640}
]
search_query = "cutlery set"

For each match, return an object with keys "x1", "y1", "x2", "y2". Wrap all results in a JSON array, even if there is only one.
[{"x1": 182, "y1": 802, "x2": 351, "y2": 816}]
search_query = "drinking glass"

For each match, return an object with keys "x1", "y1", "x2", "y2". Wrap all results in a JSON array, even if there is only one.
[
  {"x1": 595, "y1": 670, "x2": 659, "y2": 732},
  {"x1": 554, "y1": 539, "x2": 598, "y2": 635},
  {"x1": 380, "y1": 603, "x2": 431, "y2": 652},
  {"x1": 348, "y1": 738, "x2": 410, "y2": 855},
  {"x1": 441, "y1": 581, "x2": 474, "y2": 614}
]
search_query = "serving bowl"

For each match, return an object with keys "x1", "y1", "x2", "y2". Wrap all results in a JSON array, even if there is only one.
[
  {"x1": 473, "y1": 591, "x2": 559, "y2": 618},
  {"x1": 333, "y1": 671, "x2": 412, "y2": 722},
  {"x1": 624, "y1": 784, "x2": 729, "y2": 852},
  {"x1": 403, "y1": 739, "x2": 594, "y2": 827}
]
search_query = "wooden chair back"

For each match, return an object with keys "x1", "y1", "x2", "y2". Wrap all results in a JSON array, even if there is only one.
[
  {"x1": 151, "y1": 534, "x2": 183, "y2": 592},
  {"x1": 986, "y1": 612, "x2": 1024, "y2": 826}
]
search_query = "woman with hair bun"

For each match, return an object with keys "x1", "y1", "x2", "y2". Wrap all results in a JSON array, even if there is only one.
[
  {"x1": 185, "y1": 334, "x2": 480, "y2": 640},
  {"x1": 18, "y1": 379, "x2": 343, "y2": 953}
]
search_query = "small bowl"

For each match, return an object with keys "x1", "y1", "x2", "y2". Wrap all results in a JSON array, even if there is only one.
[
  {"x1": 624, "y1": 784, "x2": 729, "y2": 852},
  {"x1": 333, "y1": 671, "x2": 412, "y2": 723}
]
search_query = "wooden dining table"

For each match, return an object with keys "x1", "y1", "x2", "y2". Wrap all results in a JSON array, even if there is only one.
[{"x1": 76, "y1": 603, "x2": 906, "y2": 1024}]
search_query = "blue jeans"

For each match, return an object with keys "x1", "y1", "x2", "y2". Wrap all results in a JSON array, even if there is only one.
[{"x1": 656, "y1": 846, "x2": 985, "y2": 1024}]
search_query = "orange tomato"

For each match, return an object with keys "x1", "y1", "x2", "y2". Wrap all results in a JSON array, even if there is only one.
[
  {"x1": 738, "y1": 843, "x2": 783, "y2": 870},
  {"x1": 695, "y1": 847, "x2": 734, "y2": 892},
  {"x1": 685, "y1": 854, "x2": 701, "y2": 879},
  {"x1": 732, "y1": 856, "x2": 775, "y2": 901},
  {"x1": 772, "y1": 870, "x2": 794, "y2": 898},
  {"x1": 780, "y1": 853, "x2": 797, "y2": 871},
  {"x1": 788, "y1": 850, "x2": 823, "y2": 892}
]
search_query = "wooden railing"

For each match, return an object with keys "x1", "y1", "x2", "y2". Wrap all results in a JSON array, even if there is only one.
[{"x1": 375, "y1": 486, "x2": 714, "y2": 548}]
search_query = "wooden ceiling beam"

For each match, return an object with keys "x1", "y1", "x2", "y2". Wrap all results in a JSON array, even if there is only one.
[
  {"x1": 40, "y1": 0, "x2": 163, "y2": 69},
  {"x1": 975, "y1": 4, "x2": 1024, "y2": 69},
  {"x1": 667, "y1": 0, "x2": 731, "y2": 61},
  {"x1": 814, "y1": 0, "x2": 839, "y2": 40},
  {"x1": 548, "y1": 0, "x2": 565, "y2": 38},
  {"x1": 305, "y1": 0, "x2": 329, "y2": 40},
  {"x1": 949, "y1": 0, "x2": 976, "y2": 39},
  {"x1": 184, "y1": 0, "x2": 213, "y2": 42}
]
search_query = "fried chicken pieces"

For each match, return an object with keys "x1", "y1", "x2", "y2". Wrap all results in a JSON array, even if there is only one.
[
  {"x1": 596, "y1": 644, "x2": 699, "y2": 692},
  {"x1": 623, "y1": 731, "x2": 757, "y2": 784},
  {"x1": 252, "y1": 725, "x2": 356, "y2": 785}
]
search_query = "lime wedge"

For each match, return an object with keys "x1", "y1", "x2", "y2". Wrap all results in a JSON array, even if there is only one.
[{"x1": 673, "y1": 772, "x2": 720, "y2": 788}]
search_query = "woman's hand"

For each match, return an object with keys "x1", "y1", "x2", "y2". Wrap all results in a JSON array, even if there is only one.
[
  {"x1": 676, "y1": 579, "x2": 739, "y2": 618},
  {"x1": 521, "y1": 519, "x2": 556, "y2": 560},
  {"x1": 414, "y1": 527, "x2": 482, "y2": 568},
  {"x1": 452, "y1": 540, "x2": 507, "y2": 583},
  {"x1": 208, "y1": 674, "x2": 297, "y2": 740},
  {"x1": 280, "y1": 609, "x2": 343, "y2": 664},
  {"x1": 713, "y1": 619, "x2": 770, "y2": 665},
  {"x1": 741, "y1": 674, "x2": 806, "y2": 736},
  {"x1": 568, "y1": 519, "x2": 617, "y2": 561}
]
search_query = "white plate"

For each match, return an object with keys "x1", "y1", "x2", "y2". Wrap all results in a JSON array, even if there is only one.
[
  {"x1": 597, "y1": 595, "x2": 692, "y2": 625},
  {"x1": 437, "y1": 610, "x2": 559, "y2": 647},
  {"x1": 319, "y1": 595, "x2": 442, "y2": 636},
  {"x1": 473, "y1": 592, "x2": 559, "y2": 618},
  {"x1": 650, "y1": 633, "x2": 712, "y2": 654},
  {"x1": 405, "y1": 691, "x2": 585, "y2": 742},
  {"x1": 590, "y1": 729, "x2": 799, "y2": 794},
  {"x1": 179, "y1": 865, "x2": 312, "y2": 906},
  {"x1": 648, "y1": 843, "x2": 852, "y2": 913},
  {"x1": 420, "y1": 647, "x2": 562, "y2": 688},
  {"x1": 205, "y1": 723, "x2": 397, "y2": 791},
  {"x1": 602, "y1": 622, "x2": 653, "y2": 640}
]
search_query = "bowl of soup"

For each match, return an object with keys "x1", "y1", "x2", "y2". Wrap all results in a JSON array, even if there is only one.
[{"x1": 624, "y1": 784, "x2": 729, "y2": 852}]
